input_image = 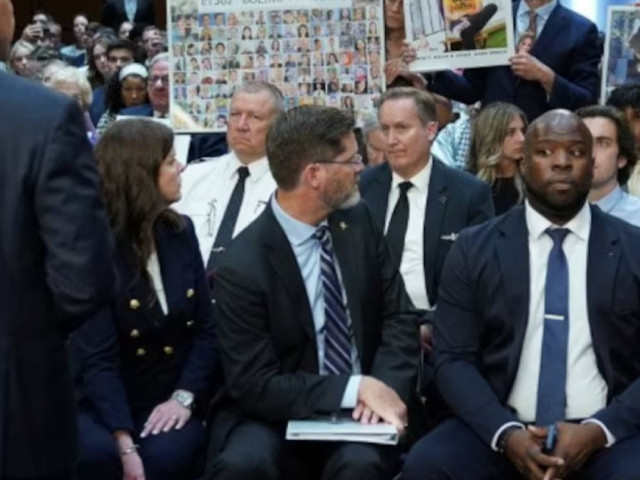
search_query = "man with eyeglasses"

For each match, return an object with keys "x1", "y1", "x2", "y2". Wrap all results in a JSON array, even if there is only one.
[
  {"x1": 204, "y1": 105, "x2": 419, "y2": 480},
  {"x1": 359, "y1": 88, "x2": 492, "y2": 414},
  {"x1": 173, "y1": 81, "x2": 282, "y2": 280}
]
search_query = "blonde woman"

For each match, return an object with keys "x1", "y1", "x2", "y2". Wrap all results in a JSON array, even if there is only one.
[{"x1": 467, "y1": 102, "x2": 527, "y2": 214}]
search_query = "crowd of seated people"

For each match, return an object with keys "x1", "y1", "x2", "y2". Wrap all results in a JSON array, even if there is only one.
[{"x1": 5, "y1": 1, "x2": 640, "y2": 479}]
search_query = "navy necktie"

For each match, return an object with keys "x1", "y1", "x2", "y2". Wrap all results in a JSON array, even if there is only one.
[
  {"x1": 206, "y1": 166, "x2": 250, "y2": 272},
  {"x1": 314, "y1": 225, "x2": 353, "y2": 375},
  {"x1": 386, "y1": 181, "x2": 413, "y2": 267},
  {"x1": 535, "y1": 228, "x2": 570, "y2": 425}
]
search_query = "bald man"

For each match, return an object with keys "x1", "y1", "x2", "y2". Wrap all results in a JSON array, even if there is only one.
[{"x1": 404, "y1": 109, "x2": 640, "y2": 480}]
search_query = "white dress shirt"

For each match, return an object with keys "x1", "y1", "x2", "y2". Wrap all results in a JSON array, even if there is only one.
[
  {"x1": 493, "y1": 201, "x2": 612, "y2": 449},
  {"x1": 515, "y1": 0, "x2": 557, "y2": 39},
  {"x1": 147, "y1": 251, "x2": 168, "y2": 315},
  {"x1": 173, "y1": 151, "x2": 277, "y2": 264},
  {"x1": 384, "y1": 160, "x2": 433, "y2": 310}
]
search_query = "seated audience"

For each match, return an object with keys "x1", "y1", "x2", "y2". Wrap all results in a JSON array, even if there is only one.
[
  {"x1": 88, "y1": 35, "x2": 115, "y2": 90},
  {"x1": 40, "y1": 58, "x2": 67, "y2": 85},
  {"x1": 60, "y1": 13, "x2": 89, "y2": 66},
  {"x1": 90, "y1": 38, "x2": 136, "y2": 125},
  {"x1": 404, "y1": 109, "x2": 640, "y2": 480},
  {"x1": 71, "y1": 118, "x2": 217, "y2": 480},
  {"x1": 48, "y1": 66, "x2": 98, "y2": 144},
  {"x1": 467, "y1": 102, "x2": 527, "y2": 215},
  {"x1": 205, "y1": 106, "x2": 419, "y2": 480},
  {"x1": 9, "y1": 40, "x2": 36, "y2": 77},
  {"x1": 431, "y1": 105, "x2": 472, "y2": 170},
  {"x1": 577, "y1": 105, "x2": 640, "y2": 227},
  {"x1": 120, "y1": 53, "x2": 228, "y2": 161},
  {"x1": 606, "y1": 83, "x2": 640, "y2": 196},
  {"x1": 119, "y1": 21, "x2": 133, "y2": 40},
  {"x1": 173, "y1": 81, "x2": 281, "y2": 271},
  {"x1": 97, "y1": 62, "x2": 148, "y2": 135}
]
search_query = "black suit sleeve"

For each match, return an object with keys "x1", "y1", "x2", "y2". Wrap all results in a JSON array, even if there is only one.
[
  {"x1": 468, "y1": 180, "x2": 494, "y2": 225},
  {"x1": 364, "y1": 204, "x2": 420, "y2": 404},
  {"x1": 70, "y1": 304, "x2": 136, "y2": 433},
  {"x1": 434, "y1": 230, "x2": 519, "y2": 445},
  {"x1": 214, "y1": 264, "x2": 350, "y2": 421},
  {"x1": 34, "y1": 99, "x2": 115, "y2": 332},
  {"x1": 175, "y1": 218, "x2": 219, "y2": 397}
]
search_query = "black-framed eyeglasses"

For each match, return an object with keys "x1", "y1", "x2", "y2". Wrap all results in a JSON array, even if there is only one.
[{"x1": 316, "y1": 154, "x2": 363, "y2": 167}]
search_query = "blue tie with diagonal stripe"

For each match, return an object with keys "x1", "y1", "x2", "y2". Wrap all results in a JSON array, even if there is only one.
[
  {"x1": 536, "y1": 228, "x2": 570, "y2": 425},
  {"x1": 314, "y1": 225, "x2": 353, "y2": 375}
]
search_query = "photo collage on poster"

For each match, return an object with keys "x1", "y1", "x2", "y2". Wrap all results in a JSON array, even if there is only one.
[{"x1": 169, "y1": 0, "x2": 385, "y2": 132}]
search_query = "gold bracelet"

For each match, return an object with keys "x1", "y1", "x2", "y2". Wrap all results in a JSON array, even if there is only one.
[{"x1": 119, "y1": 444, "x2": 140, "y2": 456}]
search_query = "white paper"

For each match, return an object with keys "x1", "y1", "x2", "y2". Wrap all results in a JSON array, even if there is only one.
[
  {"x1": 286, "y1": 418, "x2": 399, "y2": 445},
  {"x1": 404, "y1": 0, "x2": 515, "y2": 73}
]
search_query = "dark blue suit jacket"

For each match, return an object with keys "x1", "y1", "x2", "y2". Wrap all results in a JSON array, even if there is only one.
[
  {"x1": 431, "y1": 1, "x2": 600, "y2": 120},
  {"x1": 0, "y1": 72, "x2": 115, "y2": 476},
  {"x1": 434, "y1": 205, "x2": 640, "y2": 445},
  {"x1": 71, "y1": 216, "x2": 218, "y2": 432},
  {"x1": 102, "y1": 0, "x2": 155, "y2": 30},
  {"x1": 359, "y1": 159, "x2": 494, "y2": 306},
  {"x1": 119, "y1": 103, "x2": 229, "y2": 162}
]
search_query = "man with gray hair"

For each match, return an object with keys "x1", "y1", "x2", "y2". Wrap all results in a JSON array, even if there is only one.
[{"x1": 174, "y1": 81, "x2": 285, "y2": 278}]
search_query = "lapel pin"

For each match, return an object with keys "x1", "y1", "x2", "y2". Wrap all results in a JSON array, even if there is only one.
[
  {"x1": 439, "y1": 195, "x2": 447, "y2": 204},
  {"x1": 340, "y1": 221, "x2": 348, "y2": 231}
]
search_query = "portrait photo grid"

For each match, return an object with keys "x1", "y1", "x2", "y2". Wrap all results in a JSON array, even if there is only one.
[{"x1": 169, "y1": 0, "x2": 385, "y2": 132}]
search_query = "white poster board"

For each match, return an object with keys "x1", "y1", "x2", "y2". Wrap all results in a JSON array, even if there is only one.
[
  {"x1": 404, "y1": 0, "x2": 515, "y2": 72},
  {"x1": 168, "y1": 0, "x2": 386, "y2": 132},
  {"x1": 601, "y1": 6, "x2": 640, "y2": 103}
]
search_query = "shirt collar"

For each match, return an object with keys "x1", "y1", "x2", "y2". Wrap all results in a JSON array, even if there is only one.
[
  {"x1": 525, "y1": 199, "x2": 590, "y2": 242},
  {"x1": 391, "y1": 157, "x2": 433, "y2": 194},
  {"x1": 594, "y1": 185, "x2": 624, "y2": 213},
  {"x1": 225, "y1": 151, "x2": 270, "y2": 183},
  {"x1": 517, "y1": 0, "x2": 557, "y2": 21},
  {"x1": 271, "y1": 194, "x2": 324, "y2": 247}
]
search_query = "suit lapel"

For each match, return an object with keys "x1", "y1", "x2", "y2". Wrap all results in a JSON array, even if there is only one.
[
  {"x1": 586, "y1": 208, "x2": 620, "y2": 385},
  {"x1": 365, "y1": 163, "x2": 392, "y2": 230},
  {"x1": 262, "y1": 206, "x2": 316, "y2": 340},
  {"x1": 496, "y1": 207, "x2": 530, "y2": 366},
  {"x1": 329, "y1": 211, "x2": 363, "y2": 358},
  {"x1": 423, "y1": 159, "x2": 448, "y2": 305}
]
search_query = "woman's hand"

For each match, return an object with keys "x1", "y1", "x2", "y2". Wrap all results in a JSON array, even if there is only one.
[
  {"x1": 140, "y1": 399, "x2": 191, "y2": 438},
  {"x1": 385, "y1": 58, "x2": 427, "y2": 90},
  {"x1": 121, "y1": 451, "x2": 145, "y2": 480}
]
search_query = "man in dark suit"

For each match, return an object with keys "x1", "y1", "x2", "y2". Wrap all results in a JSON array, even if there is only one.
[
  {"x1": 102, "y1": 0, "x2": 155, "y2": 31},
  {"x1": 359, "y1": 87, "x2": 493, "y2": 346},
  {"x1": 403, "y1": 109, "x2": 640, "y2": 480},
  {"x1": 204, "y1": 106, "x2": 420, "y2": 480},
  {"x1": 429, "y1": 0, "x2": 600, "y2": 121},
  {"x1": 0, "y1": 1, "x2": 116, "y2": 478}
]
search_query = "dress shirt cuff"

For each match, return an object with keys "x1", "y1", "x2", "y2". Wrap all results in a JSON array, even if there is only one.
[
  {"x1": 491, "y1": 422, "x2": 525, "y2": 451},
  {"x1": 582, "y1": 419, "x2": 616, "y2": 447},
  {"x1": 340, "y1": 375, "x2": 362, "y2": 409}
]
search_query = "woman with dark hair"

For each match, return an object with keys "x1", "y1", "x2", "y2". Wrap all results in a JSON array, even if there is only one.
[
  {"x1": 72, "y1": 118, "x2": 217, "y2": 480},
  {"x1": 96, "y1": 63, "x2": 149, "y2": 135},
  {"x1": 87, "y1": 36, "x2": 115, "y2": 90}
]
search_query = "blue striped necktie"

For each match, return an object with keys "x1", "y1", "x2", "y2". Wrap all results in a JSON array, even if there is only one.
[
  {"x1": 536, "y1": 228, "x2": 570, "y2": 425},
  {"x1": 314, "y1": 225, "x2": 353, "y2": 375}
]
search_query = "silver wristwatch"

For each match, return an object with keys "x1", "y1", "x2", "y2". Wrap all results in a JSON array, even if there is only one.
[{"x1": 172, "y1": 389, "x2": 195, "y2": 409}]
